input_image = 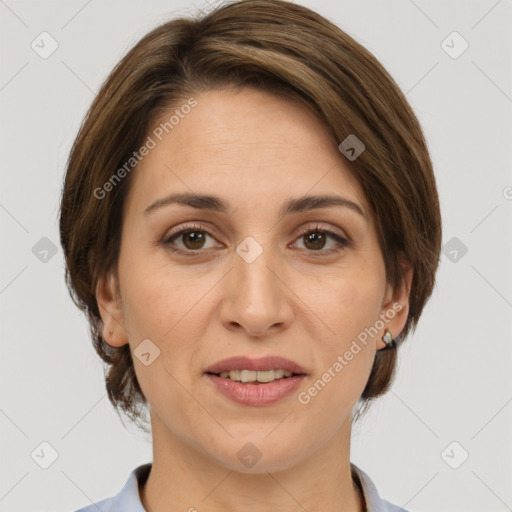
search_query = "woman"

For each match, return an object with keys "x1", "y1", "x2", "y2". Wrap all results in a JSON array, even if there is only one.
[{"x1": 60, "y1": 1, "x2": 442, "y2": 510}]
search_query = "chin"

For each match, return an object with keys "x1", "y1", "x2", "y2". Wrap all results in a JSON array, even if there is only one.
[{"x1": 202, "y1": 434, "x2": 308, "y2": 474}]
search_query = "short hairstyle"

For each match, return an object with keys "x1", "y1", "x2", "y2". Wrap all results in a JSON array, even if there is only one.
[{"x1": 59, "y1": 0, "x2": 442, "y2": 430}]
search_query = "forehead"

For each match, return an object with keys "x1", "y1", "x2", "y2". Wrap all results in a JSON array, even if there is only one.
[{"x1": 125, "y1": 87, "x2": 368, "y2": 216}]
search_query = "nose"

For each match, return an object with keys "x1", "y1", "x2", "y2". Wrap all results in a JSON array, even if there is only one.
[{"x1": 220, "y1": 239, "x2": 294, "y2": 338}]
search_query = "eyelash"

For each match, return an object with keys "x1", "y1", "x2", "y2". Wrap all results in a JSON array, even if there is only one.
[{"x1": 161, "y1": 223, "x2": 350, "y2": 257}]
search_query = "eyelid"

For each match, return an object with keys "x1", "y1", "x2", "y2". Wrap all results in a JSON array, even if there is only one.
[
  {"x1": 163, "y1": 221, "x2": 348, "y2": 240},
  {"x1": 295, "y1": 222, "x2": 349, "y2": 242},
  {"x1": 162, "y1": 222, "x2": 220, "y2": 248},
  {"x1": 163, "y1": 221, "x2": 217, "y2": 237}
]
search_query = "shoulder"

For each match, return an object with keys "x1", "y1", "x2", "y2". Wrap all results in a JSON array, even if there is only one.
[
  {"x1": 74, "y1": 496, "x2": 115, "y2": 512},
  {"x1": 72, "y1": 463, "x2": 151, "y2": 512},
  {"x1": 351, "y1": 463, "x2": 409, "y2": 512},
  {"x1": 380, "y1": 499, "x2": 409, "y2": 512}
]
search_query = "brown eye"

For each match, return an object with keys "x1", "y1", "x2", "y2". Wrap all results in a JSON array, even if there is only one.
[
  {"x1": 302, "y1": 231, "x2": 328, "y2": 251},
  {"x1": 179, "y1": 230, "x2": 207, "y2": 250},
  {"x1": 162, "y1": 224, "x2": 220, "y2": 255},
  {"x1": 293, "y1": 225, "x2": 349, "y2": 254},
  {"x1": 162, "y1": 223, "x2": 349, "y2": 257}
]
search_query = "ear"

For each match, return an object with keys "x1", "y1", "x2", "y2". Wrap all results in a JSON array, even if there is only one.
[
  {"x1": 377, "y1": 258, "x2": 414, "y2": 350},
  {"x1": 95, "y1": 271, "x2": 129, "y2": 348}
]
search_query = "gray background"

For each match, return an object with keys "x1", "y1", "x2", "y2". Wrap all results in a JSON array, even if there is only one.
[{"x1": 1, "y1": 0, "x2": 511, "y2": 511}]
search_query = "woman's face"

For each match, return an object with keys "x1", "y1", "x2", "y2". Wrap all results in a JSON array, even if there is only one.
[{"x1": 97, "y1": 86, "x2": 411, "y2": 472}]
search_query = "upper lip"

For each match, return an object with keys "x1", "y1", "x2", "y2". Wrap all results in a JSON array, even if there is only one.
[{"x1": 205, "y1": 356, "x2": 308, "y2": 375}]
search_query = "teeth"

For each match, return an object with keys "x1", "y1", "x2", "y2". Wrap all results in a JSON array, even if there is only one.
[
  {"x1": 218, "y1": 369, "x2": 294, "y2": 382},
  {"x1": 241, "y1": 370, "x2": 257, "y2": 382}
]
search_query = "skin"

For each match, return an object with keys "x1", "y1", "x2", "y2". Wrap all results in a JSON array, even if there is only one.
[{"x1": 96, "y1": 86, "x2": 413, "y2": 512}]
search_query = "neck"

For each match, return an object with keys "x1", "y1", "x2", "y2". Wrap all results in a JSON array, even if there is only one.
[{"x1": 140, "y1": 412, "x2": 365, "y2": 512}]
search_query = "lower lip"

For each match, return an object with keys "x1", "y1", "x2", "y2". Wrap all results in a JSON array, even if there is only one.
[{"x1": 205, "y1": 374, "x2": 306, "y2": 406}]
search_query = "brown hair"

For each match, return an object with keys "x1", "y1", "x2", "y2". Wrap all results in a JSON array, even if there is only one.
[{"x1": 59, "y1": 0, "x2": 442, "y2": 430}]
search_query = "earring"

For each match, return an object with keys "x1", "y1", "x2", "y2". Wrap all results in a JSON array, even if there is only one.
[
  {"x1": 381, "y1": 329, "x2": 396, "y2": 350},
  {"x1": 108, "y1": 329, "x2": 113, "y2": 336}
]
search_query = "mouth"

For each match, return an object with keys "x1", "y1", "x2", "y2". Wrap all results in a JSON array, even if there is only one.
[
  {"x1": 204, "y1": 355, "x2": 308, "y2": 380},
  {"x1": 204, "y1": 355, "x2": 308, "y2": 405},
  {"x1": 206, "y1": 368, "x2": 304, "y2": 384},
  {"x1": 204, "y1": 368, "x2": 307, "y2": 407}
]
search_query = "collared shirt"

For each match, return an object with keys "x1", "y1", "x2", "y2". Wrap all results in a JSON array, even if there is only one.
[{"x1": 74, "y1": 462, "x2": 408, "y2": 512}]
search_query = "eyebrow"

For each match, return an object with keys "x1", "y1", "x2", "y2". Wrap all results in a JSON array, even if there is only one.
[{"x1": 143, "y1": 192, "x2": 366, "y2": 219}]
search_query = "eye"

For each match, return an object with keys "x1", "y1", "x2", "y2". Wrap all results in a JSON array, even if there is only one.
[
  {"x1": 292, "y1": 224, "x2": 349, "y2": 254},
  {"x1": 162, "y1": 224, "x2": 220, "y2": 255},
  {"x1": 162, "y1": 223, "x2": 349, "y2": 257}
]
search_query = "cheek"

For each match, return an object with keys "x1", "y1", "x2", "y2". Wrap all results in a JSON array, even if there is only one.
[
  {"x1": 119, "y1": 256, "x2": 216, "y2": 365},
  {"x1": 119, "y1": 248, "x2": 185, "y2": 330},
  {"x1": 121, "y1": 272, "x2": 175, "y2": 338},
  {"x1": 304, "y1": 267, "x2": 382, "y2": 405},
  {"x1": 313, "y1": 269, "x2": 384, "y2": 349},
  {"x1": 118, "y1": 263, "x2": 205, "y2": 411}
]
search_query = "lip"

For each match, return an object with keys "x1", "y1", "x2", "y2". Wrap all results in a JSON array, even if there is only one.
[
  {"x1": 206, "y1": 374, "x2": 307, "y2": 406},
  {"x1": 204, "y1": 355, "x2": 308, "y2": 375}
]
